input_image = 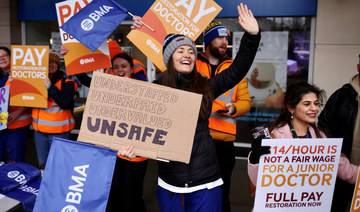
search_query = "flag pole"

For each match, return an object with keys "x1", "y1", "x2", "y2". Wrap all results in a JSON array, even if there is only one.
[{"x1": 128, "y1": 12, "x2": 155, "y2": 32}]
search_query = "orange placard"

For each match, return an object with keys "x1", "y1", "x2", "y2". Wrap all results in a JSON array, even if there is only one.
[
  {"x1": 10, "y1": 45, "x2": 49, "y2": 108},
  {"x1": 351, "y1": 169, "x2": 360, "y2": 211},
  {"x1": 55, "y1": 0, "x2": 111, "y2": 76},
  {"x1": 127, "y1": 0, "x2": 222, "y2": 71}
]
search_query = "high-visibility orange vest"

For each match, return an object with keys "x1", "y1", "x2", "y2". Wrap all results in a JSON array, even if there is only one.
[
  {"x1": 196, "y1": 56, "x2": 238, "y2": 135},
  {"x1": 32, "y1": 79, "x2": 77, "y2": 134},
  {"x1": 5, "y1": 78, "x2": 32, "y2": 129},
  {"x1": 133, "y1": 59, "x2": 146, "y2": 76}
]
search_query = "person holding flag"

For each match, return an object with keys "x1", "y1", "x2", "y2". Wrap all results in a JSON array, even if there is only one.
[
  {"x1": 122, "y1": 2, "x2": 260, "y2": 211},
  {"x1": 61, "y1": 46, "x2": 148, "y2": 211}
]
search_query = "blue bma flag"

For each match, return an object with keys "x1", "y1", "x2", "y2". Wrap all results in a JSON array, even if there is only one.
[
  {"x1": 33, "y1": 137, "x2": 117, "y2": 212},
  {"x1": 60, "y1": 0, "x2": 128, "y2": 52}
]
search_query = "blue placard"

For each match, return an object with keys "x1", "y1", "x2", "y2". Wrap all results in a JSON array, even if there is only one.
[{"x1": 33, "y1": 137, "x2": 117, "y2": 212}]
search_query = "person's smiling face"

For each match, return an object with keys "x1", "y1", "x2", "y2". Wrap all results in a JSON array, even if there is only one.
[
  {"x1": 112, "y1": 57, "x2": 133, "y2": 78},
  {"x1": 289, "y1": 92, "x2": 319, "y2": 125},
  {"x1": 171, "y1": 45, "x2": 195, "y2": 74},
  {"x1": 0, "y1": 49, "x2": 10, "y2": 72}
]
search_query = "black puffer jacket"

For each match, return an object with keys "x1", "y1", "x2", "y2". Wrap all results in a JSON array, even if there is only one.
[
  {"x1": 318, "y1": 83, "x2": 358, "y2": 212},
  {"x1": 318, "y1": 83, "x2": 358, "y2": 157},
  {"x1": 158, "y1": 32, "x2": 261, "y2": 187}
]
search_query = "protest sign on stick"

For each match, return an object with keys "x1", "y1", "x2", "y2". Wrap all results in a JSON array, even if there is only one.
[
  {"x1": 254, "y1": 138, "x2": 342, "y2": 212},
  {"x1": 34, "y1": 137, "x2": 117, "y2": 212},
  {"x1": 127, "y1": 0, "x2": 222, "y2": 71},
  {"x1": 55, "y1": 0, "x2": 111, "y2": 76}
]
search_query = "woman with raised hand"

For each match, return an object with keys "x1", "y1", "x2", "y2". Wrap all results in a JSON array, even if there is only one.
[{"x1": 122, "y1": 2, "x2": 260, "y2": 211}]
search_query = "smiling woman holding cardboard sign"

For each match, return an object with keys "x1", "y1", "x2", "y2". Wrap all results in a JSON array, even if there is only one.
[{"x1": 125, "y1": 2, "x2": 260, "y2": 211}]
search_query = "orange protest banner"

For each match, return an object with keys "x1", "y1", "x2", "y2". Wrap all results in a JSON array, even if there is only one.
[
  {"x1": 10, "y1": 45, "x2": 49, "y2": 108},
  {"x1": 55, "y1": 0, "x2": 111, "y2": 76},
  {"x1": 127, "y1": 0, "x2": 222, "y2": 71},
  {"x1": 351, "y1": 169, "x2": 360, "y2": 212}
]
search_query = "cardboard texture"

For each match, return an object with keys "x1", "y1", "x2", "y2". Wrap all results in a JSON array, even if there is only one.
[
  {"x1": 55, "y1": 0, "x2": 111, "y2": 76},
  {"x1": 77, "y1": 72, "x2": 202, "y2": 163},
  {"x1": 127, "y1": 0, "x2": 222, "y2": 71},
  {"x1": 10, "y1": 45, "x2": 49, "y2": 108}
]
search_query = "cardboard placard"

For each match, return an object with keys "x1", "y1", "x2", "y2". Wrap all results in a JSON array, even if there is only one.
[
  {"x1": 10, "y1": 45, "x2": 49, "y2": 108},
  {"x1": 127, "y1": 0, "x2": 222, "y2": 71},
  {"x1": 254, "y1": 138, "x2": 342, "y2": 212},
  {"x1": 0, "y1": 85, "x2": 9, "y2": 130},
  {"x1": 77, "y1": 72, "x2": 202, "y2": 163},
  {"x1": 350, "y1": 169, "x2": 360, "y2": 211},
  {"x1": 55, "y1": 0, "x2": 111, "y2": 76}
]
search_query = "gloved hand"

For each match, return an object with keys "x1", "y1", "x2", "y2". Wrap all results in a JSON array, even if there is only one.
[{"x1": 249, "y1": 135, "x2": 271, "y2": 164}]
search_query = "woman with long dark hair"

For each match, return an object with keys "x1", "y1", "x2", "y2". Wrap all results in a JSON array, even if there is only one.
[
  {"x1": 247, "y1": 82, "x2": 359, "y2": 197},
  {"x1": 121, "y1": 3, "x2": 261, "y2": 211}
]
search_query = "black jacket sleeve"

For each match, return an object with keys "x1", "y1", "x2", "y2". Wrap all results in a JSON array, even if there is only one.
[
  {"x1": 48, "y1": 80, "x2": 75, "y2": 109},
  {"x1": 211, "y1": 31, "x2": 261, "y2": 99},
  {"x1": 75, "y1": 73, "x2": 92, "y2": 87}
]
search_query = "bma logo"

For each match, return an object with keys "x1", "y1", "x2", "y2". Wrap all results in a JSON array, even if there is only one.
[
  {"x1": 8, "y1": 171, "x2": 20, "y2": 178},
  {"x1": 81, "y1": 19, "x2": 94, "y2": 31},
  {"x1": 61, "y1": 205, "x2": 78, "y2": 212},
  {"x1": 22, "y1": 95, "x2": 35, "y2": 100},
  {"x1": 80, "y1": 5, "x2": 114, "y2": 31}
]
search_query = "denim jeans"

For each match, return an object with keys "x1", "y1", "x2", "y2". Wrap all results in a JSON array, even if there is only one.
[{"x1": 34, "y1": 130, "x2": 71, "y2": 166}]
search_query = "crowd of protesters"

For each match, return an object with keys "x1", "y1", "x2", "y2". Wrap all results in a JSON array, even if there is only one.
[{"x1": 1, "y1": 1, "x2": 359, "y2": 212}]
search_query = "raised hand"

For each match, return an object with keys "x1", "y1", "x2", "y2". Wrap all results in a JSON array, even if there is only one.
[
  {"x1": 131, "y1": 16, "x2": 143, "y2": 30},
  {"x1": 60, "y1": 45, "x2": 68, "y2": 57},
  {"x1": 237, "y1": 2, "x2": 259, "y2": 35}
]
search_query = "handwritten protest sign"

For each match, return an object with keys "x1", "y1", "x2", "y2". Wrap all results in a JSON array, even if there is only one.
[
  {"x1": 77, "y1": 72, "x2": 202, "y2": 163},
  {"x1": 0, "y1": 86, "x2": 9, "y2": 130},
  {"x1": 350, "y1": 169, "x2": 360, "y2": 212},
  {"x1": 10, "y1": 45, "x2": 48, "y2": 108},
  {"x1": 254, "y1": 138, "x2": 342, "y2": 212},
  {"x1": 56, "y1": 0, "x2": 111, "y2": 76},
  {"x1": 127, "y1": 0, "x2": 222, "y2": 71}
]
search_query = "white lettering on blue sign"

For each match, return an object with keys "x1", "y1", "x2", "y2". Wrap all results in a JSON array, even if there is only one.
[
  {"x1": 81, "y1": 5, "x2": 114, "y2": 31},
  {"x1": 62, "y1": 164, "x2": 89, "y2": 211}
]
